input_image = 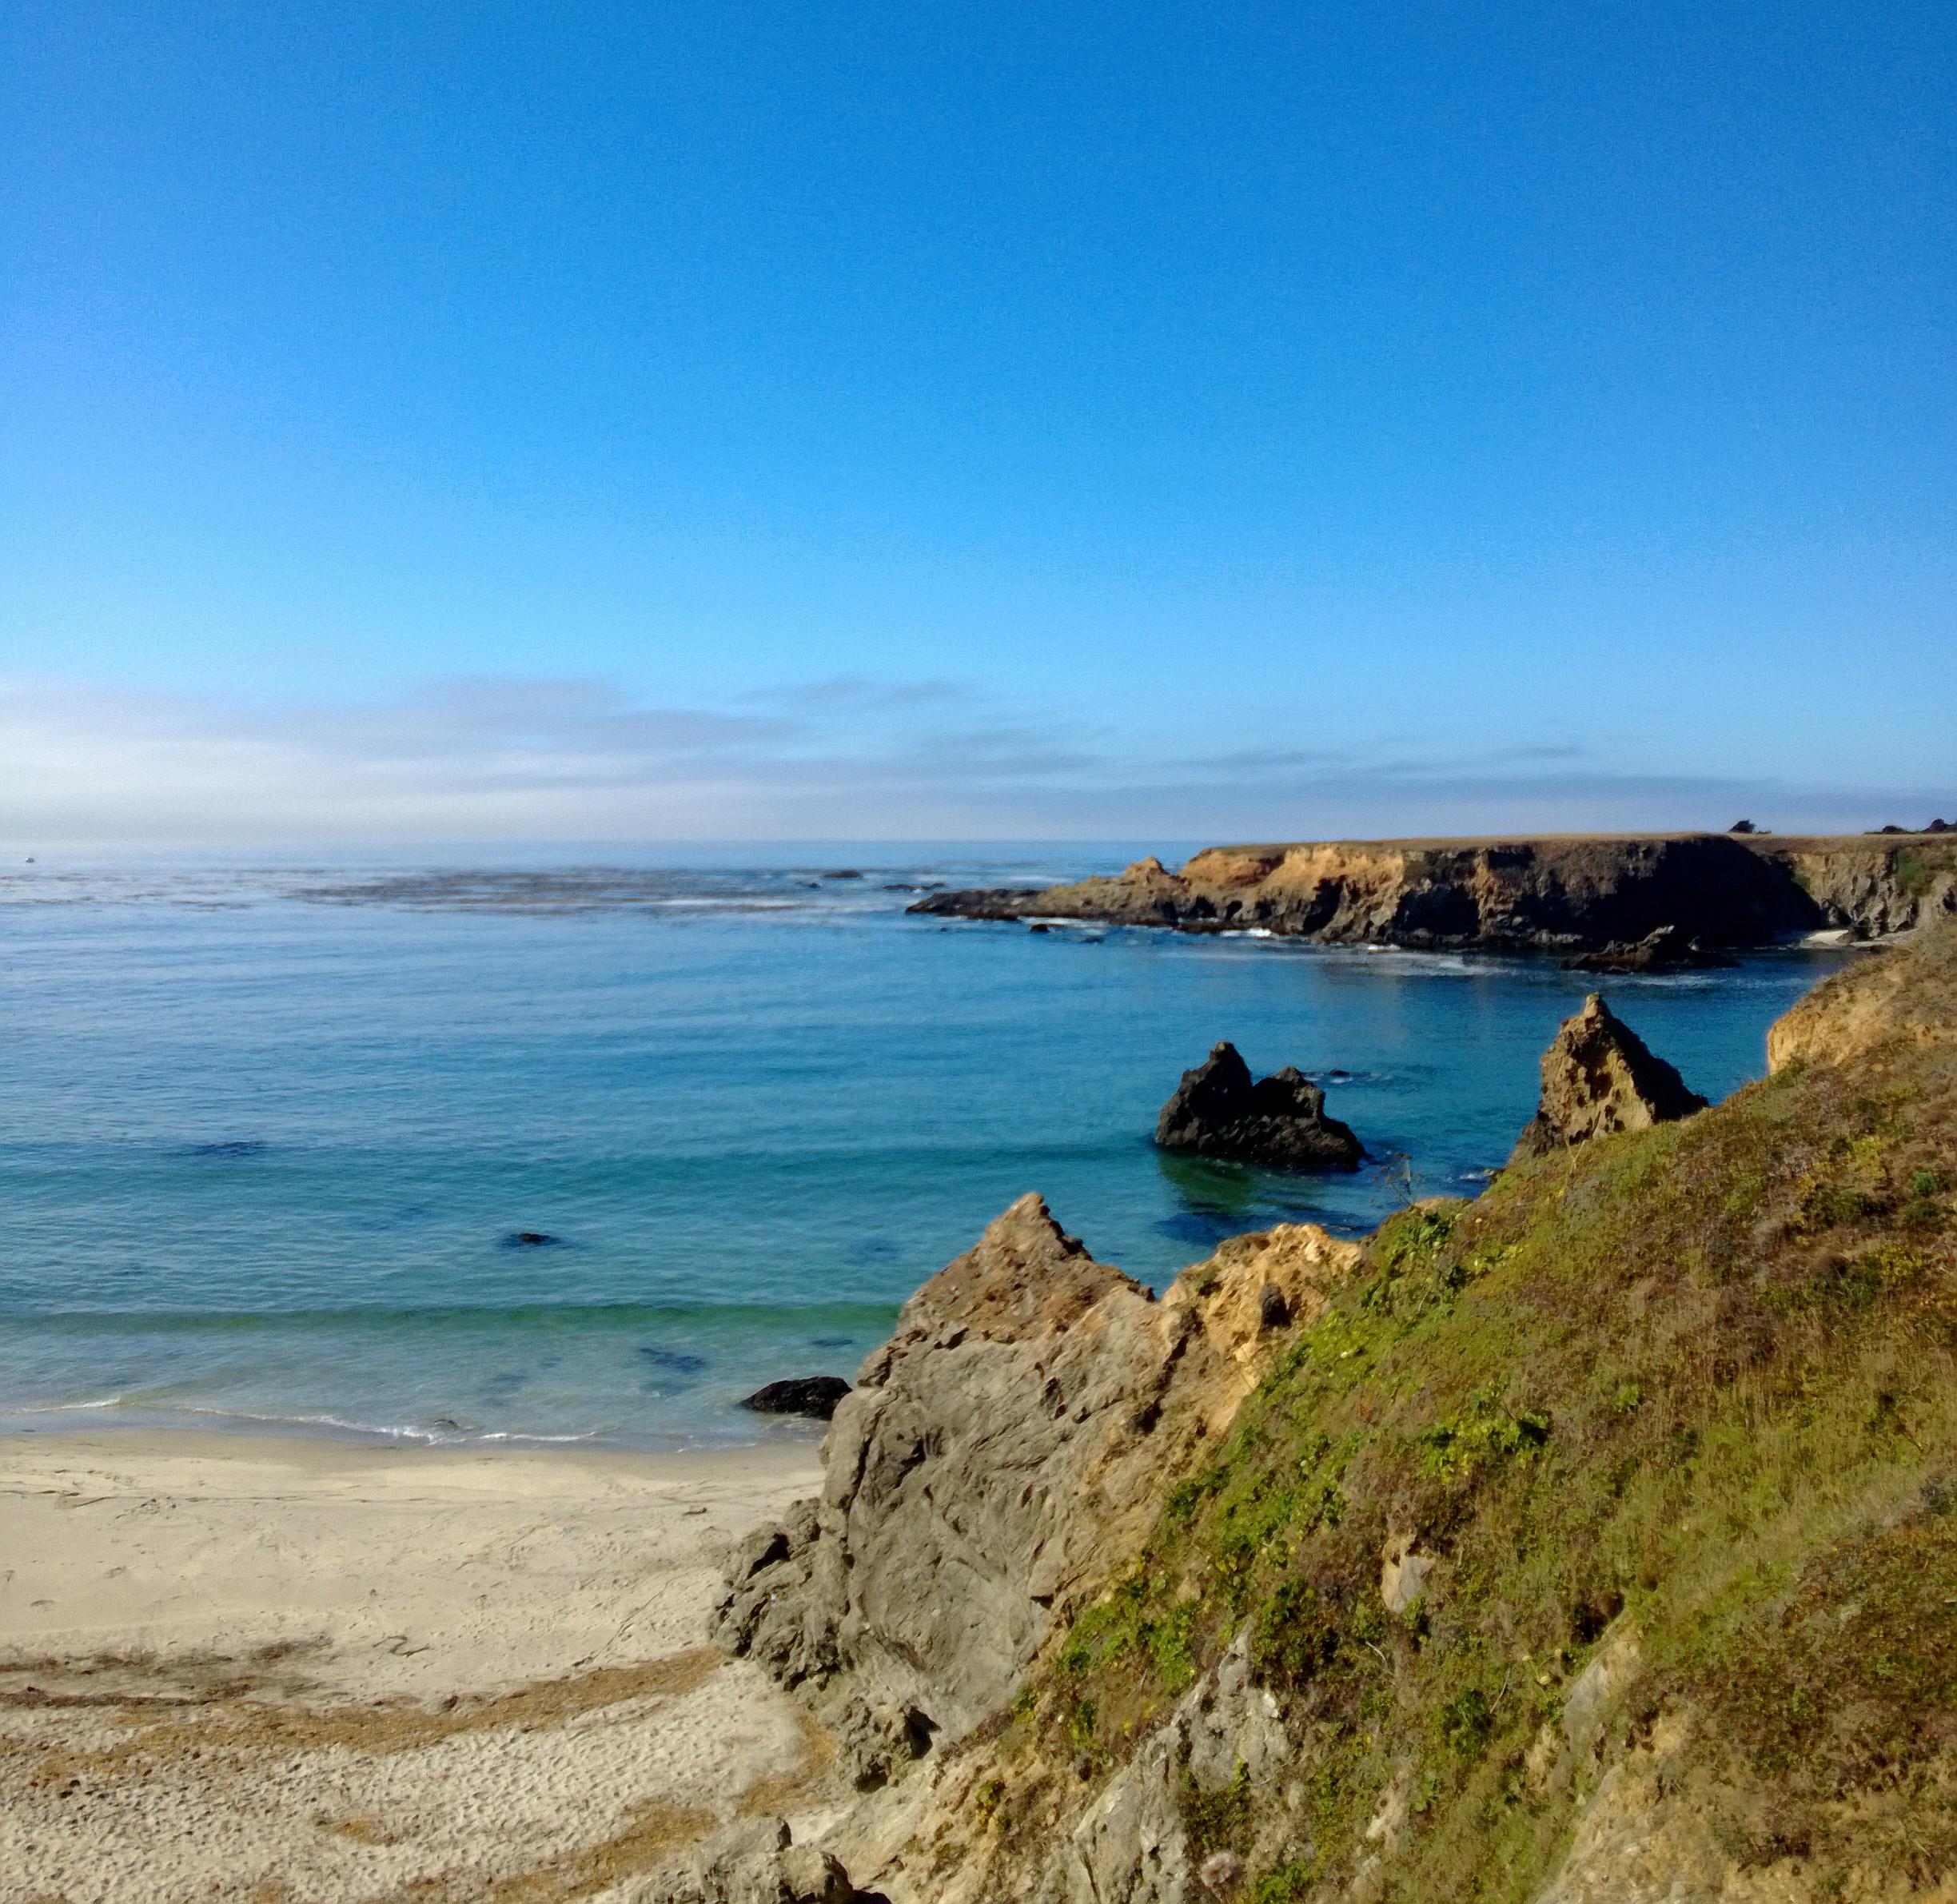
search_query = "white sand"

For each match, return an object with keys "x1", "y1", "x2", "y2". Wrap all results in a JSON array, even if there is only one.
[{"x1": 0, "y1": 1431, "x2": 829, "y2": 1903}]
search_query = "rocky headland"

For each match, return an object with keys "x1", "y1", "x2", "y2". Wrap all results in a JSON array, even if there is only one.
[
  {"x1": 911, "y1": 831, "x2": 1957, "y2": 953},
  {"x1": 699, "y1": 919, "x2": 1957, "y2": 1902}
]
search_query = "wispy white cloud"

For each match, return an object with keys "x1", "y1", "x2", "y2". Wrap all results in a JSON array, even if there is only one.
[{"x1": 1, "y1": 672, "x2": 1947, "y2": 844}]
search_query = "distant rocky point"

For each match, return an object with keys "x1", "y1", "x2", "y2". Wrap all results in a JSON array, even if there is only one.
[
  {"x1": 909, "y1": 831, "x2": 1957, "y2": 953},
  {"x1": 1154, "y1": 1042, "x2": 1362, "y2": 1172}
]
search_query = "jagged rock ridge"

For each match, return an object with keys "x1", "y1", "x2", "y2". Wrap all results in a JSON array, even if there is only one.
[{"x1": 715, "y1": 1194, "x2": 1359, "y2": 1786}]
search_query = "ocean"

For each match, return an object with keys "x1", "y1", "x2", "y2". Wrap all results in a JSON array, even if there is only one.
[{"x1": 0, "y1": 846, "x2": 1852, "y2": 1450}]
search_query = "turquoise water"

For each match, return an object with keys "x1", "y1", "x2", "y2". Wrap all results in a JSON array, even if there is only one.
[{"x1": 0, "y1": 848, "x2": 1851, "y2": 1448}]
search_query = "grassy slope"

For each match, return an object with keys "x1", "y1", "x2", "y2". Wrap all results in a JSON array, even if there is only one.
[{"x1": 992, "y1": 929, "x2": 1957, "y2": 1899}]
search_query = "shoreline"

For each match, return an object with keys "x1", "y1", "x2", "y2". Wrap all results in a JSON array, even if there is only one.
[
  {"x1": 0, "y1": 1402, "x2": 835, "y2": 1456},
  {"x1": 0, "y1": 1428, "x2": 832, "y2": 1902}
]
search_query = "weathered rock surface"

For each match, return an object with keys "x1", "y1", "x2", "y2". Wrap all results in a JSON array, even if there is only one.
[
  {"x1": 1154, "y1": 1042, "x2": 1362, "y2": 1171},
  {"x1": 1509, "y1": 994, "x2": 1708, "y2": 1164},
  {"x1": 715, "y1": 1197, "x2": 1359, "y2": 1783},
  {"x1": 911, "y1": 832, "x2": 1957, "y2": 951},
  {"x1": 640, "y1": 1817, "x2": 862, "y2": 1904},
  {"x1": 741, "y1": 1376, "x2": 852, "y2": 1420}
]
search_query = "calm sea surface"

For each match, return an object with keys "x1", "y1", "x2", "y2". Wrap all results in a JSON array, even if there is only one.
[{"x1": 0, "y1": 846, "x2": 1853, "y2": 1449}]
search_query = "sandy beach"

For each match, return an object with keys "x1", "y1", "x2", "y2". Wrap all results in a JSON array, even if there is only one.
[{"x1": 0, "y1": 1430, "x2": 829, "y2": 1904}]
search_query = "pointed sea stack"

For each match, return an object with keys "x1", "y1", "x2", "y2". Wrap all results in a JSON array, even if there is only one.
[
  {"x1": 1154, "y1": 1042, "x2": 1363, "y2": 1171},
  {"x1": 1509, "y1": 994, "x2": 1708, "y2": 1164}
]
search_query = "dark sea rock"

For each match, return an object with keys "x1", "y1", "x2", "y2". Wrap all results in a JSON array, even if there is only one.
[
  {"x1": 1510, "y1": 994, "x2": 1708, "y2": 1164},
  {"x1": 742, "y1": 1375, "x2": 852, "y2": 1420},
  {"x1": 907, "y1": 886, "x2": 1044, "y2": 918},
  {"x1": 1561, "y1": 925, "x2": 1739, "y2": 974},
  {"x1": 1154, "y1": 1042, "x2": 1363, "y2": 1172},
  {"x1": 501, "y1": 1230, "x2": 561, "y2": 1249}
]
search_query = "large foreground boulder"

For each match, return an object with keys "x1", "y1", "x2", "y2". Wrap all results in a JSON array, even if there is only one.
[
  {"x1": 1510, "y1": 994, "x2": 1708, "y2": 1163},
  {"x1": 715, "y1": 1195, "x2": 1359, "y2": 1785},
  {"x1": 1154, "y1": 1042, "x2": 1362, "y2": 1171}
]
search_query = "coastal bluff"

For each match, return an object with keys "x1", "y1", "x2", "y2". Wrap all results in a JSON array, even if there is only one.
[
  {"x1": 911, "y1": 831, "x2": 1957, "y2": 951},
  {"x1": 715, "y1": 921, "x2": 1957, "y2": 1903}
]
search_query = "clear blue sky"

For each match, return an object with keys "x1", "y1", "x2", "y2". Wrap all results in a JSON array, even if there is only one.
[{"x1": 3, "y1": 1, "x2": 1951, "y2": 842}]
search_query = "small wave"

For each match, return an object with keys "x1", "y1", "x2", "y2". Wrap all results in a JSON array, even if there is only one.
[
  {"x1": 7, "y1": 1394, "x2": 129, "y2": 1413},
  {"x1": 477, "y1": 1428, "x2": 608, "y2": 1445}
]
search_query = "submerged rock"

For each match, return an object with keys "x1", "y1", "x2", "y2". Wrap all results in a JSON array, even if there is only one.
[
  {"x1": 501, "y1": 1230, "x2": 561, "y2": 1249},
  {"x1": 1154, "y1": 1042, "x2": 1362, "y2": 1172},
  {"x1": 1509, "y1": 994, "x2": 1708, "y2": 1164},
  {"x1": 741, "y1": 1376, "x2": 851, "y2": 1420}
]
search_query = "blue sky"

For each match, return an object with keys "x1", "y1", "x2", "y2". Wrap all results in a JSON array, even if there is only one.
[{"x1": 3, "y1": 1, "x2": 1951, "y2": 842}]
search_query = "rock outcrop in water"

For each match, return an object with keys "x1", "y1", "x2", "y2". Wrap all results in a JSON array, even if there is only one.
[
  {"x1": 1560, "y1": 924, "x2": 1736, "y2": 973},
  {"x1": 910, "y1": 831, "x2": 1957, "y2": 951},
  {"x1": 1509, "y1": 994, "x2": 1708, "y2": 1163},
  {"x1": 1154, "y1": 1042, "x2": 1363, "y2": 1171}
]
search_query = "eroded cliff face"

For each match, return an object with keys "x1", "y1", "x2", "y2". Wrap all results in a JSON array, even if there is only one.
[
  {"x1": 715, "y1": 1197, "x2": 1359, "y2": 1785},
  {"x1": 711, "y1": 924, "x2": 1957, "y2": 1904},
  {"x1": 912, "y1": 832, "x2": 1957, "y2": 952}
]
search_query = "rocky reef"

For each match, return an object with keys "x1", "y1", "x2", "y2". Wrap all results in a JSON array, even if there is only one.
[
  {"x1": 1155, "y1": 1042, "x2": 1363, "y2": 1171},
  {"x1": 706, "y1": 921, "x2": 1957, "y2": 1903},
  {"x1": 1509, "y1": 994, "x2": 1708, "y2": 1163},
  {"x1": 911, "y1": 831, "x2": 1957, "y2": 952}
]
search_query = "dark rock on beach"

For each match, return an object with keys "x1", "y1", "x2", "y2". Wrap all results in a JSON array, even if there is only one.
[
  {"x1": 1154, "y1": 1042, "x2": 1363, "y2": 1172},
  {"x1": 742, "y1": 1375, "x2": 852, "y2": 1420},
  {"x1": 1509, "y1": 993, "x2": 1708, "y2": 1164}
]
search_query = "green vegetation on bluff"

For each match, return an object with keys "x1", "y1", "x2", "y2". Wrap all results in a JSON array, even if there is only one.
[{"x1": 994, "y1": 927, "x2": 1957, "y2": 1899}]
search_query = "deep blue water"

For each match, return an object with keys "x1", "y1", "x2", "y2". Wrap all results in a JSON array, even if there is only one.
[{"x1": 0, "y1": 846, "x2": 1854, "y2": 1448}]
